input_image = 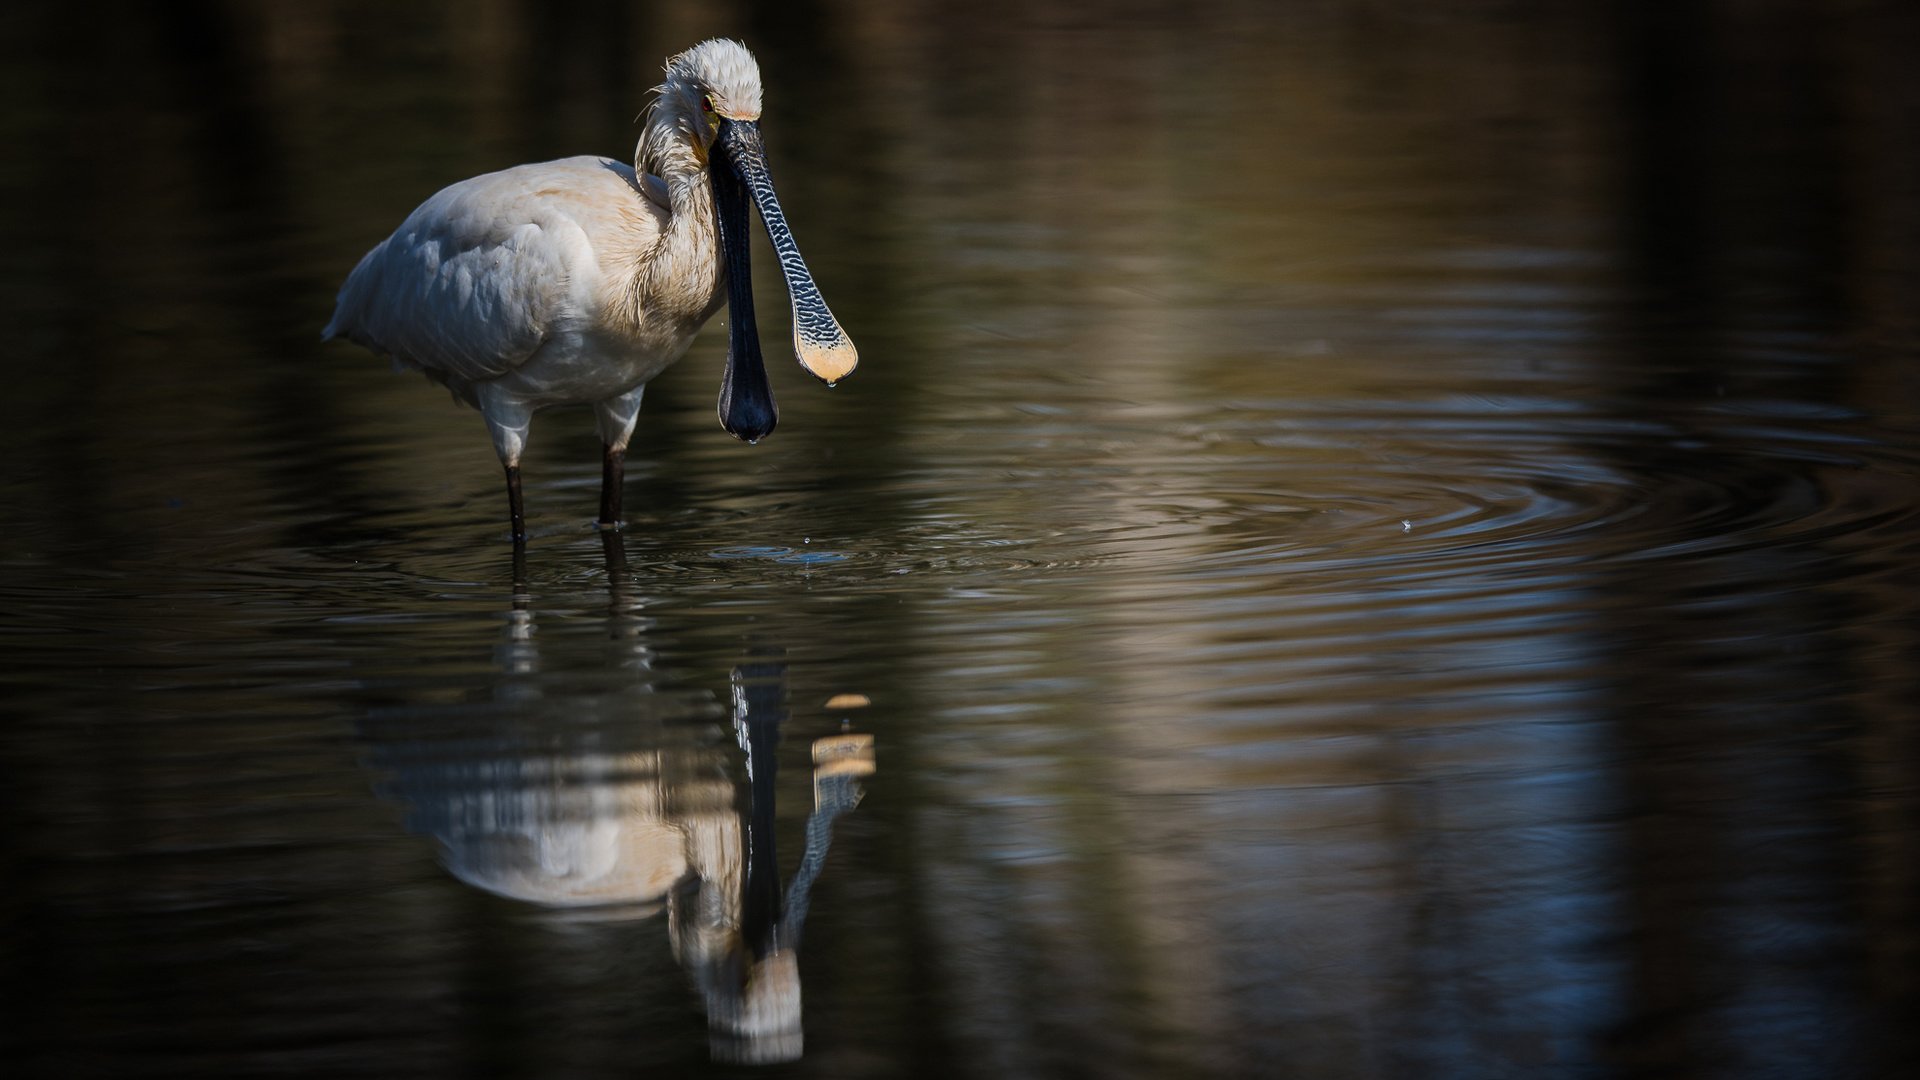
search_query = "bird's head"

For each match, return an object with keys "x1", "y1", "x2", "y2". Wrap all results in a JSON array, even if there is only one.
[
  {"x1": 645, "y1": 39, "x2": 858, "y2": 443},
  {"x1": 660, "y1": 38, "x2": 763, "y2": 162}
]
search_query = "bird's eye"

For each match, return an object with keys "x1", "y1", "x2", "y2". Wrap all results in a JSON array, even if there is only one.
[{"x1": 701, "y1": 95, "x2": 713, "y2": 113}]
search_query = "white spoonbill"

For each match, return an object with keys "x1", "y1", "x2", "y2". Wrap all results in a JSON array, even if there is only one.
[{"x1": 323, "y1": 39, "x2": 856, "y2": 541}]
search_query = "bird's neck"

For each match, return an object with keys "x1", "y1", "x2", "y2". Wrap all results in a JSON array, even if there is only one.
[{"x1": 639, "y1": 155, "x2": 724, "y2": 326}]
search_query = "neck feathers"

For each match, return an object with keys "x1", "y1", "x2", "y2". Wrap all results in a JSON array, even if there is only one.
[{"x1": 630, "y1": 96, "x2": 722, "y2": 328}]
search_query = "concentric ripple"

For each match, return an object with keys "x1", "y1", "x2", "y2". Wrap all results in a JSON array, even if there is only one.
[{"x1": 969, "y1": 394, "x2": 1920, "y2": 593}]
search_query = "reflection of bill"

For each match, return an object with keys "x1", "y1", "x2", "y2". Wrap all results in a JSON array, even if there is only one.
[
  {"x1": 368, "y1": 566, "x2": 874, "y2": 1064},
  {"x1": 698, "y1": 659, "x2": 878, "y2": 1063},
  {"x1": 702, "y1": 731, "x2": 876, "y2": 1062}
]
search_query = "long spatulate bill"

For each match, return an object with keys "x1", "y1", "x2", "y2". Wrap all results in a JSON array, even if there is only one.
[{"x1": 717, "y1": 120, "x2": 858, "y2": 385}]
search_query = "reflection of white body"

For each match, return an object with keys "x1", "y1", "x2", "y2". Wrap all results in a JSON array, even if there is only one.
[
  {"x1": 429, "y1": 747, "x2": 739, "y2": 911},
  {"x1": 367, "y1": 535, "x2": 873, "y2": 1062},
  {"x1": 378, "y1": 712, "x2": 872, "y2": 1064}
]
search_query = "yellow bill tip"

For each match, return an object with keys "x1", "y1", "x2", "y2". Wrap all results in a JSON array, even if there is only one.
[{"x1": 796, "y1": 335, "x2": 858, "y2": 385}]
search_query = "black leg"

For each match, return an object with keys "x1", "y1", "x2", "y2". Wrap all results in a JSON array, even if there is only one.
[
  {"x1": 505, "y1": 464, "x2": 526, "y2": 543},
  {"x1": 599, "y1": 443, "x2": 625, "y2": 529}
]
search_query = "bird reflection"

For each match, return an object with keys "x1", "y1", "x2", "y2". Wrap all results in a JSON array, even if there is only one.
[{"x1": 365, "y1": 534, "x2": 874, "y2": 1064}]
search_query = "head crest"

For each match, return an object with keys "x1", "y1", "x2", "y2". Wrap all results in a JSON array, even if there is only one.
[
  {"x1": 667, "y1": 38, "x2": 762, "y2": 120},
  {"x1": 636, "y1": 39, "x2": 764, "y2": 178}
]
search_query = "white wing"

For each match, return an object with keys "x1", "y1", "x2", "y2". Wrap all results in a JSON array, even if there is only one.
[{"x1": 325, "y1": 157, "x2": 654, "y2": 384}]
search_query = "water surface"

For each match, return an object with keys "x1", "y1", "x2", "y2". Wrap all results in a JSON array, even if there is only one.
[{"x1": 4, "y1": 3, "x2": 1919, "y2": 1077}]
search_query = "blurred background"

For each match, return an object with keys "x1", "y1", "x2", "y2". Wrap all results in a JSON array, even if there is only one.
[{"x1": 2, "y1": 1, "x2": 1918, "y2": 1077}]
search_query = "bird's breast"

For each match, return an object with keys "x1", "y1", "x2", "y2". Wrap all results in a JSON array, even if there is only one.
[{"x1": 493, "y1": 324, "x2": 698, "y2": 409}]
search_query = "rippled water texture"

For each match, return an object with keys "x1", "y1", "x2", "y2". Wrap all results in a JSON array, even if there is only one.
[{"x1": 4, "y1": 3, "x2": 1920, "y2": 1077}]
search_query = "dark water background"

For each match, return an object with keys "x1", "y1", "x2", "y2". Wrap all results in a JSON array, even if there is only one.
[{"x1": 4, "y1": 2, "x2": 1919, "y2": 1077}]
